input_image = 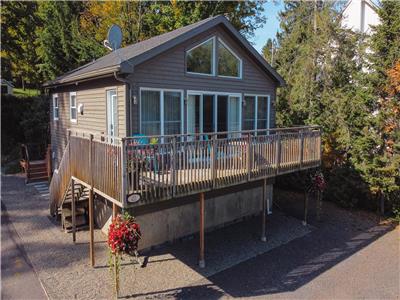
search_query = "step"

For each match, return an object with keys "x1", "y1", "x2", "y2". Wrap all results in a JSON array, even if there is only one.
[
  {"x1": 62, "y1": 207, "x2": 86, "y2": 217},
  {"x1": 27, "y1": 176, "x2": 49, "y2": 183},
  {"x1": 63, "y1": 215, "x2": 87, "y2": 230},
  {"x1": 29, "y1": 171, "x2": 48, "y2": 178}
]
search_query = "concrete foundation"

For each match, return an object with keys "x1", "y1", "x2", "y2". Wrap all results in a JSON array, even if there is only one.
[{"x1": 95, "y1": 184, "x2": 273, "y2": 251}]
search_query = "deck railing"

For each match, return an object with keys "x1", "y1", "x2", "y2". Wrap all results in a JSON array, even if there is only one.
[
  {"x1": 50, "y1": 126, "x2": 321, "y2": 210},
  {"x1": 124, "y1": 126, "x2": 321, "y2": 206}
]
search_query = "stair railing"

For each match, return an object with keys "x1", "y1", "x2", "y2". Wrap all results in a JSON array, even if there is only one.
[{"x1": 49, "y1": 140, "x2": 71, "y2": 216}]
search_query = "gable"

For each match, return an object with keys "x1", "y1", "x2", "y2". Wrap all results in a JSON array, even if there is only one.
[{"x1": 131, "y1": 24, "x2": 278, "y2": 93}]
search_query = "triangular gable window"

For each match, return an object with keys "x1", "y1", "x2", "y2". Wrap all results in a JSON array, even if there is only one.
[
  {"x1": 186, "y1": 37, "x2": 242, "y2": 78},
  {"x1": 217, "y1": 38, "x2": 242, "y2": 78},
  {"x1": 186, "y1": 37, "x2": 215, "y2": 75}
]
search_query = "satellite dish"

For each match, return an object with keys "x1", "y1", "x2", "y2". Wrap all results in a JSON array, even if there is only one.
[{"x1": 104, "y1": 24, "x2": 122, "y2": 51}]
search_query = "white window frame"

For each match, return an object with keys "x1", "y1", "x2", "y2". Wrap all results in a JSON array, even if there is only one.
[
  {"x1": 217, "y1": 38, "x2": 243, "y2": 79},
  {"x1": 186, "y1": 36, "x2": 216, "y2": 77},
  {"x1": 243, "y1": 94, "x2": 271, "y2": 133},
  {"x1": 53, "y1": 93, "x2": 59, "y2": 121},
  {"x1": 139, "y1": 87, "x2": 184, "y2": 136},
  {"x1": 186, "y1": 90, "x2": 242, "y2": 134},
  {"x1": 69, "y1": 92, "x2": 77, "y2": 123}
]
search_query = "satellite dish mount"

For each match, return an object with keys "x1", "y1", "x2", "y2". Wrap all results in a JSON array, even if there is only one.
[{"x1": 103, "y1": 24, "x2": 123, "y2": 51}]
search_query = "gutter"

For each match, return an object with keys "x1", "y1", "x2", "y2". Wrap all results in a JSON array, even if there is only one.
[{"x1": 114, "y1": 71, "x2": 133, "y2": 136}]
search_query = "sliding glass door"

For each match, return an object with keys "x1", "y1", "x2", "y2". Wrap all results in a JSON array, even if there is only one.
[{"x1": 187, "y1": 91, "x2": 241, "y2": 137}]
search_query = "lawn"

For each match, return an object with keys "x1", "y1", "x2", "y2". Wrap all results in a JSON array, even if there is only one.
[{"x1": 13, "y1": 88, "x2": 41, "y2": 97}]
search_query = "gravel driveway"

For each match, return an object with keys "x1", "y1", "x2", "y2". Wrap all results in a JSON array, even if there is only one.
[{"x1": 1, "y1": 174, "x2": 398, "y2": 299}]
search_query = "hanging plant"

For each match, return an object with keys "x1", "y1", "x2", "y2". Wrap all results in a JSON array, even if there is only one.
[
  {"x1": 308, "y1": 170, "x2": 327, "y2": 193},
  {"x1": 108, "y1": 212, "x2": 141, "y2": 296}
]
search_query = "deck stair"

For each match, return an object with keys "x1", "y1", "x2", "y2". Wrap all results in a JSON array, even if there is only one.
[
  {"x1": 27, "y1": 160, "x2": 49, "y2": 182},
  {"x1": 59, "y1": 181, "x2": 89, "y2": 232}
]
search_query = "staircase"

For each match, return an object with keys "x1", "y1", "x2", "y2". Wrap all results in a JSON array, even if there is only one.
[
  {"x1": 58, "y1": 181, "x2": 89, "y2": 232},
  {"x1": 27, "y1": 160, "x2": 49, "y2": 182}
]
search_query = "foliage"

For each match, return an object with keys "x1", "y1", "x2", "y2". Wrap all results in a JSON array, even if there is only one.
[
  {"x1": 13, "y1": 88, "x2": 41, "y2": 97},
  {"x1": 108, "y1": 212, "x2": 141, "y2": 296},
  {"x1": 1, "y1": 95, "x2": 49, "y2": 163},
  {"x1": 1, "y1": 1, "x2": 41, "y2": 88},
  {"x1": 268, "y1": 0, "x2": 400, "y2": 214}
]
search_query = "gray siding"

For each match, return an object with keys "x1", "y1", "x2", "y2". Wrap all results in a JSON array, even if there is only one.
[
  {"x1": 128, "y1": 24, "x2": 277, "y2": 134},
  {"x1": 50, "y1": 77, "x2": 126, "y2": 169}
]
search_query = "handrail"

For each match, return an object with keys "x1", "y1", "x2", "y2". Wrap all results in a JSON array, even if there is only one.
[{"x1": 50, "y1": 126, "x2": 321, "y2": 212}]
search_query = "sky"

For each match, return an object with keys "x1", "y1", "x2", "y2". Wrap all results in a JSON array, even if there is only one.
[{"x1": 252, "y1": 1, "x2": 285, "y2": 53}]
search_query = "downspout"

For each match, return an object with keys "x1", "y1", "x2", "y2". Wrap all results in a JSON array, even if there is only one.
[{"x1": 114, "y1": 71, "x2": 133, "y2": 136}]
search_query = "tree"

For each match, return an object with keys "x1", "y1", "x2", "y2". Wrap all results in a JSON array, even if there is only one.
[
  {"x1": 1, "y1": 1, "x2": 41, "y2": 88},
  {"x1": 36, "y1": 1, "x2": 105, "y2": 81}
]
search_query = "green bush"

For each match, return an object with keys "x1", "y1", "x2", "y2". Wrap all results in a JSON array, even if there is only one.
[{"x1": 1, "y1": 94, "x2": 49, "y2": 164}]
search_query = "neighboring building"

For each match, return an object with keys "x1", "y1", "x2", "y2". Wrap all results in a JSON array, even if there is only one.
[
  {"x1": 1, "y1": 79, "x2": 14, "y2": 95},
  {"x1": 45, "y1": 16, "x2": 321, "y2": 264},
  {"x1": 341, "y1": 0, "x2": 380, "y2": 34}
]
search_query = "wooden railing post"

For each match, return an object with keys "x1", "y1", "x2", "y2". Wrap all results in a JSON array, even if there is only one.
[
  {"x1": 88, "y1": 134, "x2": 95, "y2": 267},
  {"x1": 171, "y1": 136, "x2": 177, "y2": 197},
  {"x1": 211, "y1": 135, "x2": 217, "y2": 188},
  {"x1": 299, "y1": 130, "x2": 304, "y2": 170},
  {"x1": 121, "y1": 138, "x2": 128, "y2": 208},
  {"x1": 71, "y1": 178, "x2": 76, "y2": 243},
  {"x1": 275, "y1": 132, "x2": 281, "y2": 175},
  {"x1": 247, "y1": 133, "x2": 252, "y2": 181}
]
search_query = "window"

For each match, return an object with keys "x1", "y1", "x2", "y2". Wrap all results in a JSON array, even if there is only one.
[
  {"x1": 243, "y1": 96, "x2": 256, "y2": 130},
  {"x1": 140, "y1": 89, "x2": 183, "y2": 137},
  {"x1": 243, "y1": 95, "x2": 270, "y2": 132},
  {"x1": 53, "y1": 94, "x2": 59, "y2": 121},
  {"x1": 186, "y1": 37, "x2": 215, "y2": 75},
  {"x1": 70, "y1": 92, "x2": 77, "y2": 123},
  {"x1": 218, "y1": 39, "x2": 241, "y2": 78}
]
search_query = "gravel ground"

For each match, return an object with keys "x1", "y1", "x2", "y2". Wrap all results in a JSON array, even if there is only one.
[{"x1": 1, "y1": 175, "x2": 312, "y2": 299}]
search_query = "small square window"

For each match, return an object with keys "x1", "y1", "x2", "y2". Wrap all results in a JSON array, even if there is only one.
[{"x1": 70, "y1": 92, "x2": 77, "y2": 123}]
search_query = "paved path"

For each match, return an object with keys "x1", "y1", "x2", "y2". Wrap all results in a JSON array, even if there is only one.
[
  {"x1": 27, "y1": 181, "x2": 49, "y2": 198},
  {"x1": 1, "y1": 202, "x2": 48, "y2": 300}
]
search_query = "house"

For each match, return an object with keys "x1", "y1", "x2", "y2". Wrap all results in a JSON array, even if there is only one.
[
  {"x1": 1, "y1": 79, "x2": 14, "y2": 95},
  {"x1": 45, "y1": 16, "x2": 321, "y2": 267},
  {"x1": 341, "y1": 0, "x2": 380, "y2": 34}
]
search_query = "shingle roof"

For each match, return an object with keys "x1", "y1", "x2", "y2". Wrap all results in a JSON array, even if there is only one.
[{"x1": 44, "y1": 15, "x2": 285, "y2": 87}]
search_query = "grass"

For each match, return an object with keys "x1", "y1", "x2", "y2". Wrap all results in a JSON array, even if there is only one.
[{"x1": 13, "y1": 88, "x2": 41, "y2": 97}]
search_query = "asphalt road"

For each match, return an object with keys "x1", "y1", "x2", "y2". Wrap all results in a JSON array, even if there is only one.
[{"x1": 1, "y1": 202, "x2": 48, "y2": 300}]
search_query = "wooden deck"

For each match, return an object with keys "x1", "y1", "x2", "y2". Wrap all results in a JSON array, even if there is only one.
[{"x1": 50, "y1": 126, "x2": 321, "y2": 211}]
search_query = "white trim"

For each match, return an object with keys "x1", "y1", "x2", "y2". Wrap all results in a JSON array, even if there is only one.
[
  {"x1": 105, "y1": 88, "x2": 118, "y2": 137},
  {"x1": 186, "y1": 36, "x2": 216, "y2": 76},
  {"x1": 217, "y1": 38, "x2": 243, "y2": 79},
  {"x1": 52, "y1": 93, "x2": 59, "y2": 121},
  {"x1": 139, "y1": 87, "x2": 184, "y2": 136},
  {"x1": 186, "y1": 90, "x2": 243, "y2": 134},
  {"x1": 69, "y1": 92, "x2": 77, "y2": 123},
  {"x1": 243, "y1": 94, "x2": 271, "y2": 132}
]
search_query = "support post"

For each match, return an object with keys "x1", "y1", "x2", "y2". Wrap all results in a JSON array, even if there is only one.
[
  {"x1": 71, "y1": 179, "x2": 76, "y2": 243},
  {"x1": 88, "y1": 133, "x2": 95, "y2": 266},
  {"x1": 121, "y1": 138, "x2": 128, "y2": 208},
  {"x1": 113, "y1": 203, "x2": 118, "y2": 218},
  {"x1": 316, "y1": 191, "x2": 323, "y2": 222},
  {"x1": 261, "y1": 179, "x2": 267, "y2": 242},
  {"x1": 199, "y1": 192, "x2": 205, "y2": 268},
  {"x1": 247, "y1": 133, "x2": 252, "y2": 181},
  {"x1": 303, "y1": 192, "x2": 309, "y2": 226},
  {"x1": 171, "y1": 136, "x2": 177, "y2": 197},
  {"x1": 299, "y1": 130, "x2": 304, "y2": 170},
  {"x1": 89, "y1": 188, "x2": 95, "y2": 266}
]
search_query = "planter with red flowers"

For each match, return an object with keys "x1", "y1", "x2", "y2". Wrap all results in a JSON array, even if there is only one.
[
  {"x1": 307, "y1": 170, "x2": 327, "y2": 221},
  {"x1": 107, "y1": 212, "x2": 142, "y2": 296}
]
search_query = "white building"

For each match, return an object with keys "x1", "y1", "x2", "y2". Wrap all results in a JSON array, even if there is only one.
[{"x1": 341, "y1": 0, "x2": 380, "y2": 35}]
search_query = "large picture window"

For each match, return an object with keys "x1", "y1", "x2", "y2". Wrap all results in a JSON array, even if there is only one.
[
  {"x1": 140, "y1": 89, "x2": 183, "y2": 137},
  {"x1": 186, "y1": 37, "x2": 214, "y2": 75},
  {"x1": 218, "y1": 39, "x2": 241, "y2": 78}
]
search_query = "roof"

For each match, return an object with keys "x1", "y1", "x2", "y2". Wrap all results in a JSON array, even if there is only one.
[
  {"x1": 44, "y1": 15, "x2": 285, "y2": 87},
  {"x1": 1, "y1": 79, "x2": 14, "y2": 87}
]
